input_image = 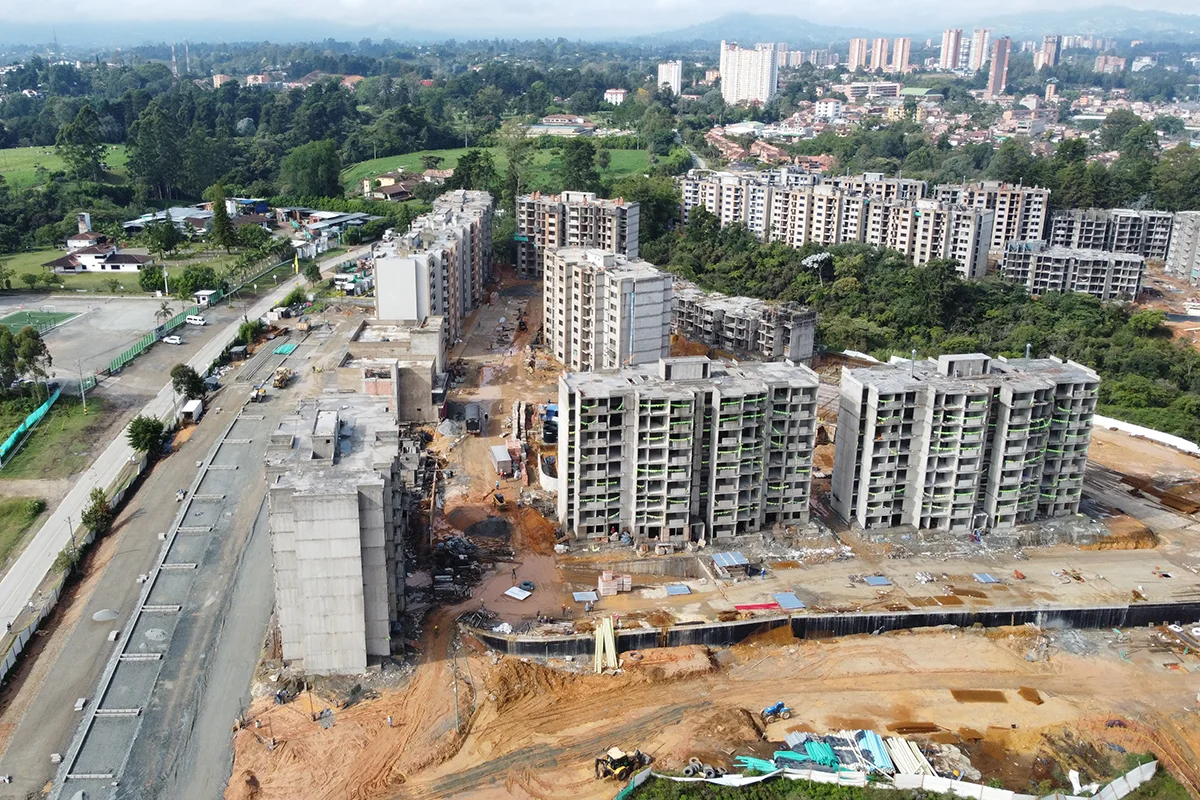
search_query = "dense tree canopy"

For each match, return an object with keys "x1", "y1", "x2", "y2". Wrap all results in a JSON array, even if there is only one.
[{"x1": 661, "y1": 207, "x2": 1200, "y2": 441}]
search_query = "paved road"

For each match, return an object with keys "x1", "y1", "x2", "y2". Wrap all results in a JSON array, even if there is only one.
[
  {"x1": 0, "y1": 390, "x2": 254, "y2": 797},
  {"x1": 0, "y1": 246, "x2": 368, "y2": 632}
]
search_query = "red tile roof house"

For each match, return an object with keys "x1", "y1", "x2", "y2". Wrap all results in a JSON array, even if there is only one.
[{"x1": 42, "y1": 240, "x2": 154, "y2": 274}]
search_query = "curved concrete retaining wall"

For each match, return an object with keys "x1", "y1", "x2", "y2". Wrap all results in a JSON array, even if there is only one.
[{"x1": 464, "y1": 601, "x2": 1200, "y2": 659}]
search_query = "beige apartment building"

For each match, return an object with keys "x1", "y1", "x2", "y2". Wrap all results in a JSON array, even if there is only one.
[
  {"x1": 515, "y1": 191, "x2": 639, "y2": 277},
  {"x1": 543, "y1": 248, "x2": 672, "y2": 372}
]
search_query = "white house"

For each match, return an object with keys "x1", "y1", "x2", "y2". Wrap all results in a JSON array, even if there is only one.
[
  {"x1": 814, "y1": 98, "x2": 843, "y2": 120},
  {"x1": 603, "y1": 88, "x2": 628, "y2": 105},
  {"x1": 43, "y1": 239, "x2": 154, "y2": 274}
]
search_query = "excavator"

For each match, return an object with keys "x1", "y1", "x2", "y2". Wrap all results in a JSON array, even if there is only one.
[{"x1": 594, "y1": 747, "x2": 652, "y2": 780}]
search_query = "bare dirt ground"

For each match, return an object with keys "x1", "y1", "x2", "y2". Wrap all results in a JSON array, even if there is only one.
[
  {"x1": 227, "y1": 625, "x2": 1200, "y2": 800},
  {"x1": 222, "y1": 269, "x2": 1200, "y2": 800},
  {"x1": 1089, "y1": 426, "x2": 1200, "y2": 481}
]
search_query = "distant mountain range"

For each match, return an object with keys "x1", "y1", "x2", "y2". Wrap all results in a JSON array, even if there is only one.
[
  {"x1": 3, "y1": 5, "x2": 1200, "y2": 50},
  {"x1": 633, "y1": 13, "x2": 867, "y2": 47},
  {"x1": 644, "y1": 7, "x2": 1200, "y2": 45}
]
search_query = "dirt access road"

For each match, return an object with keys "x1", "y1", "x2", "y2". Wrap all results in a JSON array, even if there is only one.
[{"x1": 227, "y1": 624, "x2": 1200, "y2": 800}]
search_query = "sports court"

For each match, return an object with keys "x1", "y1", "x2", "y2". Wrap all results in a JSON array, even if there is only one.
[{"x1": 0, "y1": 308, "x2": 76, "y2": 332}]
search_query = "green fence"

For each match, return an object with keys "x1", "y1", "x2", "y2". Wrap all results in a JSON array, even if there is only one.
[
  {"x1": 109, "y1": 331, "x2": 158, "y2": 374},
  {"x1": 0, "y1": 388, "x2": 61, "y2": 468}
]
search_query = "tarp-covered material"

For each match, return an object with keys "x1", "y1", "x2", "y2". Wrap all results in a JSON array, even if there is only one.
[
  {"x1": 503, "y1": 586, "x2": 531, "y2": 601},
  {"x1": 774, "y1": 592, "x2": 805, "y2": 610}
]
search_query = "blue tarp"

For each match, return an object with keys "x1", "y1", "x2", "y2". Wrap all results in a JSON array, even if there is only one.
[
  {"x1": 773, "y1": 592, "x2": 805, "y2": 610},
  {"x1": 713, "y1": 552, "x2": 749, "y2": 568},
  {"x1": 273, "y1": 342, "x2": 298, "y2": 355},
  {"x1": 864, "y1": 575, "x2": 892, "y2": 587},
  {"x1": 973, "y1": 572, "x2": 1000, "y2": 584},
  {"x1": 666, "y1": 584, "x2": 691, "y2": 596},
  {"x1": 572, "y1": 591, "x2": 598, "y2": 602}
]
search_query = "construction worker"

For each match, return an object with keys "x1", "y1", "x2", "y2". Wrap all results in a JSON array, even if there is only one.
[{"x1": 433, "y1": 624, "x2": 439, "y2": 634}]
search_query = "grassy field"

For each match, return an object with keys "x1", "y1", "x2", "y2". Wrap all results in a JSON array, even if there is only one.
[
  {"x1": 0, "y1": 497, "x2": 47, "y2": 567},
  {"x1": 0, "y1": 396, "x2": 107, "y2": 480},
  {"x1": 0, "y1": 248, "x2": 230, "y2": 294},
  {"x1": 342, "y1": 146, "x2": 650, "y2": 192},
  {"x1": 0, "y1": 144, "x2": 129, "y2": 189},
  {"x1": 0, "y1": 310, "x2": 76, "y2": 332}
]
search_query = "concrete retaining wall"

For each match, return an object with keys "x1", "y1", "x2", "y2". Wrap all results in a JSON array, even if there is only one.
[
  {"x1": 464, "y1": 601, "x2": 1200, "y2": 659},
  {"x1": 560, "y1": 556, "x2": 702, "y2": 579}
]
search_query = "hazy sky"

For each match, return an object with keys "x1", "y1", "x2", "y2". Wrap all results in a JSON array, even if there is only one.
[{"x1": 3, "y1": 0, "x2": 1198, "y2": 35}]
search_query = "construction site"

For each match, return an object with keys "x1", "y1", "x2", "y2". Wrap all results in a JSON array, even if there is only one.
[{"x1": 218, "y1": 260, "x2": 1200, "y2": 800}]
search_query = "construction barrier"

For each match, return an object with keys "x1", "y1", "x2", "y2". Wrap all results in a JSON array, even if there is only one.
[
  {"x1": 0, "y1": 388, "x2": 62, "y2": 468},
  {"x1": 1095, "y1": 414, "x2": 1199, "y2": 455},
  {"x1": 635, "y1": 760, "x2": 1158, "y2": 800}
]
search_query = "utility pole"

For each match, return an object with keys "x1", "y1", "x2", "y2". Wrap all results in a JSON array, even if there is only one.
[{"x1": 76, "y1": 359, "x2": 87, "y2": 413}]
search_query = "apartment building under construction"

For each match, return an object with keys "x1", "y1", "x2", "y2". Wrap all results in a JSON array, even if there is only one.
[
  {"x1": 515, "y1": 191, "x2": 640, "y2": 277},
  {"x1": 671, "y1": 280, "x2": 818, "y2": 364},
  {"x1": 543, "y1": 248, "x2": 672, "y2": 371},
  {"x1": 558, "y1": 357, "x2": 819, "y2": 544},
  {"x1": 1001, "y1": 241, "x2": 1144, "y2": 300},
  {"x1": 831, "y1": 353, "x2": 1098, "y2": 533},
  {"x1": 1048, "y1": 208, "x2": 1174, "y2": 260}
]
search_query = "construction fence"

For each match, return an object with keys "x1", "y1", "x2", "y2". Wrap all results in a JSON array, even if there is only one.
[
  {"x1": 107, "y1": 305, "x2": 201, "y2": 375},
  {"x1": 630, "y1": 760, "x2": 1158, "y2": 800},
  {"x1": 0, "y1": 387, "x2": 62, "y2": 468}
]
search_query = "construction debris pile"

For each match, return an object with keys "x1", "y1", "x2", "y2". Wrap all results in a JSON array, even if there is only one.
[{"x1": 730, "y1": 728, "x2": 964, "y2": 779}]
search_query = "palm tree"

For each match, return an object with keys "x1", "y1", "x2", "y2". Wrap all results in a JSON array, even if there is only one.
[{"x1": 155, "y1": 300, "x2": 174, "y2": 325}]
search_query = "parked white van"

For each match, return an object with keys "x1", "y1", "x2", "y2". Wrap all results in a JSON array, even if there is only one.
[{"x1": 185, "y1": 315, "x2": 207, "y2": 326}]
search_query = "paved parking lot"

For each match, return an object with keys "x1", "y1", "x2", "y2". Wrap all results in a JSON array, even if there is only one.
[{"x1": 0, "y1": 295, "x2": 244, "y2": 378}]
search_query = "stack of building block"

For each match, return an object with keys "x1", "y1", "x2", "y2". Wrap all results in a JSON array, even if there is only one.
[{"x1": 598, "y1": 571, "x2": 632, "y2": 597}]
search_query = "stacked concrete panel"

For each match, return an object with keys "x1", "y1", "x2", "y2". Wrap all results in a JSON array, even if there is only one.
[
  {"x1": 373, "y1": 190, "x2": 493, "y2": 342},
  {"x1": 266, "y1": 396, "x2": 410, "y2": 674},
  {"x1": 515, "y1": 191, "x2": 639, "y2": 277},
  {"x1": 1048, "y1": 208, "x2": 1174, "y2": 260},
  {"x1": 558, "y1": 357, "x2": 818, "y2": 544},
  {"x1": 831, "y1": 354, "x2": 1098, "y2": 532},
  {"x1": 1001, "y1": 241, "x2": 1144, "y2": 300},
  {"x1": 671, "y1": 280, "x2": 817, "y2": 364},
  {"x1": 543, "y1": 248, "x2": 672, "y2": 371}
]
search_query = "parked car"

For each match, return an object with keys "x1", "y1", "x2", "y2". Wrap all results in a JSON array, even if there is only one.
[{"x1": 163, "y1": 335, "x2": 183, "y2": 345}]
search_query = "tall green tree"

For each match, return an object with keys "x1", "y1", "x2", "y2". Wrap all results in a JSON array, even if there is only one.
[
  {"x1": 146, "y1": 221, "x2": 182, "y2": 258},
  {"x1": 1153, "y1": 144, "x2": 1200, "y2": 211},
  {"x1": 127, "y1": 415, "x2": 166, "y2": 453},
  {"x1": 1099, "y1": 109, "x2": 1143, "y2": 151},
  {"x1": 279, "y1": 140, "x2": 342, "y2": 197},
  {"x1": 447, "y1": 149, "x2": 500, "y2": 194},
  {"x1": 170, "y1": 364, "x2": 206, "y2": 400},
  {"x1": 558, "y1": 138, "x2": 601, "y2": 194},
  {"x1": 54, "y1": 104, "x2": 106, "y2": 181},
  {"x1": 80, "y1": 487, "x2": 113, "y2": 536},
  {"x1": 205, "y1": 182, "x2": 237, "y2": 252},
  {"x1": 127, "y1": 102, "x2": 183, "y2": 200}
]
